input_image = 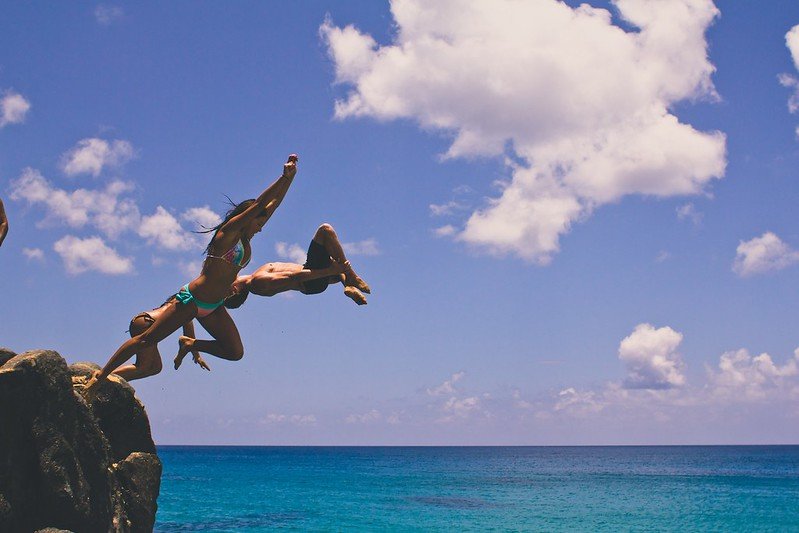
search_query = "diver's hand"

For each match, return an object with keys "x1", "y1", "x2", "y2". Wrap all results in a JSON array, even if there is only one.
[{"x1": 282, "y1": 154, "x2": 298, "y2": 180}]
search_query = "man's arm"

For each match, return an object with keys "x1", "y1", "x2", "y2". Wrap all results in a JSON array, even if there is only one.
[{"x1": 0, "y1": 199, "x2": 8, "y2": 247}]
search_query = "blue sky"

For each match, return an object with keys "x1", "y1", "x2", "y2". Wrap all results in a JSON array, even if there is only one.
[{"x1": 2, "y1": 0, "x2": 799, "y2": 445}]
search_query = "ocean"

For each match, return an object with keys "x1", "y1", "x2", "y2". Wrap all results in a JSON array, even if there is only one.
[{"x1": 155, "y1": 445, "x2": 799, "y2": 531}]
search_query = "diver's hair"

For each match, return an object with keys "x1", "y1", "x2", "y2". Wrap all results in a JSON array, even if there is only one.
[
  {"x1": 197, "y1": 197, "x2": 259, "y2": 254},
  {"x1": 224, "y1": 288, "x2": 250, "y2": 309}
]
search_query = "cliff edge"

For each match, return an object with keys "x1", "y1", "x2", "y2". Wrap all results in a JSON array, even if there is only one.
[{"x1": 0, "y1": 348, "x2": 161, "y2": 533}]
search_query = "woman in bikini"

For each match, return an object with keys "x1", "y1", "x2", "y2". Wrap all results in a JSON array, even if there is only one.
[
  {"x1": 114, "y1": 295, "x2": 211, "y2": 381},
  {"x1": 85, "y1": 154, "x2": 299, "y2": 395}
]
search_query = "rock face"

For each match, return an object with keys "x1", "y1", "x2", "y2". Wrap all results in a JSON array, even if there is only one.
[{"x1": 0, "y1": 349, "x2": 161, "y2": 532}]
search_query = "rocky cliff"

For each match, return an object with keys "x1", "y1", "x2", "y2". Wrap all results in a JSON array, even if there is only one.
[{"x1": 0, "y1": 348, "x2": 161, "y2": 532}]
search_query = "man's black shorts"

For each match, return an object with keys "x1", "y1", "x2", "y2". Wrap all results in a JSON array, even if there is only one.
[{"x1": 301, "y1": 239, "x2": 332, "y2": 294}]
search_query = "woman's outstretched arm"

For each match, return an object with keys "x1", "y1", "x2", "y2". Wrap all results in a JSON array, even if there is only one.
[{"x1": 223, "y1": 154, "x2": 298, "y2": 233}]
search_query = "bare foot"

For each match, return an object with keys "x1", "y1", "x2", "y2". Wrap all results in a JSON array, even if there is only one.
[
  {"x1": 344, "y1": 286, "x2": 368, "y2": 305},
  {"x1": 193, "y1": 353, "x2": 211, "y2": 371},
  {"x1": 345, "y1": 268, "x2": 371, "y2": 294},
  {"x1": 174, "y1": 336, "x2": 194, "y2": 370},
  {"x1": 83, "y1": 370, "x2": 103, "y2": 401}
]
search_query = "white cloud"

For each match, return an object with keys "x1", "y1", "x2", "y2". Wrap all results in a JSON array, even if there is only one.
[
  {"x1": 0, "y1": 91, "x2": 31, "y2": 127},
  {"x1": 138, "y1": 206, "x2": 199, "y2": 251},
  {"x1": 94, "y1": 201, "x2": 141, "y2": 239},
  {"x1": 343, "y1": 238, "x2": 380, "y2": 256},
  {"x1": 323, "y1": 0, "x2": 726, "y2": 263},
  {"x1": 434, "y1": 225, "x2": 457, "y2": 238},
  {"x1": 676, "y1": 203, "x2": 702, "y2": 226},
  {"x1": 427, "y1": 371, "x2": 465, "y2": 396},
  {"x1": 788, "y1": 24, "x2": 799, "y2": 71},
  {"x1": 178, "y1": 260, "x2": 203, "y2": 279},
  {"x1": 548, "y1": 340, "x2": 799, "y2": 423},
  {"x1": 53, "y1": 235, "x2": 134, "y2": 275},
  {"x1": 707, "y1": 348, "x2": 799, "y2": 402},
  {"x1": 345, "y1": 409, "x2": 382, "y2": 423},
  {"x1": 619, "y1": 323, "x2": 685, "y2": 389},
  {"x1": 781, "y1": 25, "x2": 799, "y2": 136},
  {"x1": 260, "y1": 413, "x2": 317, "y2": 425},
  {"x1": 512, "y1": 390, "x2": 535, "y2": 411},
  {"x1": 22, "y1": 248, "x2": 44, "y2": 261},
  {"x1": 94, "y1": 5, "x2": 124, "y2": 25},
  {"x1": 733, "y1": 232, "x2": 799, "y2": 277},
  {"x1": 362, "y1": 340, "x2": 799, "y2": 436},
  {"x1": 430, "y1": 201, "x2": 467, "y2": 217},
  {"x1": 441, "y1": 396, "x2": 483, "y2": 420},
  {"x1": 61, "y1": 138, "x2": 135, "y2": 177},
  {"x1": 182, "y1": 206, "x2": 222, "y2": 232},
  {"x1": 655, "y1": 250, "x2": 671, "y2": 263},
  {"x1": 423, "y1": 372, "x2": 491, "y2": 421},
  {"x1": 10, "y1": 167, "x2": 214, "y2": 263},
  {"x1": 779, "y1": 73, "x2": 799, "y2": 115},
  {"x1": 275, "y1": 242, "x2": 307, "y2": 264},
  {"x1": 10, "y1": 168, "x2": 140, "y2": 239},
  {"x1": 385, "y1": 412, "x2": 404, "y2": 424},
  {"x1": 554, "y1": 388, "x2": 605, "y2": 415}
]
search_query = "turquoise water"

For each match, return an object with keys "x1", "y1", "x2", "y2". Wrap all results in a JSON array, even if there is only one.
[{"x1": 156, "y1": 446, "x2": 799, "y2": 531}]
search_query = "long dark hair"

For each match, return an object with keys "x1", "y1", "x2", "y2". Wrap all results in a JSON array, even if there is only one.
[{"x1": 198, "y1": 197, "x2": 257, "y2": 254}]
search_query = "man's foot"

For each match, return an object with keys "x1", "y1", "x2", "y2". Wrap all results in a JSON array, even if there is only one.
[
  {"x1": 174, "y1": 336, "x2": 194, "y2": 370},
  {"x1": 344, "y1": 286, "x2": 368, "y2": 305},
  {"x1": 345, "y1": 268, "x2": 371, "y2": 294}
]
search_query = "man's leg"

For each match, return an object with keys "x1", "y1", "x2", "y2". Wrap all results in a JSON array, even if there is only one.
[{"x1": 312, "y1": 223, "x2": 370, "y2": 293}]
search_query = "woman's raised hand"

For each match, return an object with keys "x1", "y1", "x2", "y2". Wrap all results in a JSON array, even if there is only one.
[{"x1": 283, "y1": 154, "x2": 298, "y2": 180}]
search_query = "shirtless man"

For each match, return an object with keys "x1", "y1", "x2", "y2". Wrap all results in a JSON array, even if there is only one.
[{"x1": 223, "y1": 223, "x2": 371, "y2": 309}]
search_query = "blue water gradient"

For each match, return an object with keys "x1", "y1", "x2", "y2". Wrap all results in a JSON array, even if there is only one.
[{"x1": 156, "y1": 446, "x2": 799, "y2": 531}]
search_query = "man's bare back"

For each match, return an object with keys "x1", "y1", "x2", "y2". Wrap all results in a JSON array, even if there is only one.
[{"x1": 248, "y1": 261, "x2": 335, "y2": 297}]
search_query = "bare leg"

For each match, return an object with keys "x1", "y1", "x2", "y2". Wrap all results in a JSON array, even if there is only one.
[
  {"x1": 85, "y1": 301, "x2": 197, "y2": 395},
  {"x1": 114, "y1": 347, "x2": 164, "y2": 381},
  {"x1": 313, "y1": 223, "x2": 370, "y2": 293},
  {"x1": 113, "y1": 315, "x2": 164, "y2": 381},
  {"x1": 176, "y1": 307, "x2": 244, "y2": 362}
]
